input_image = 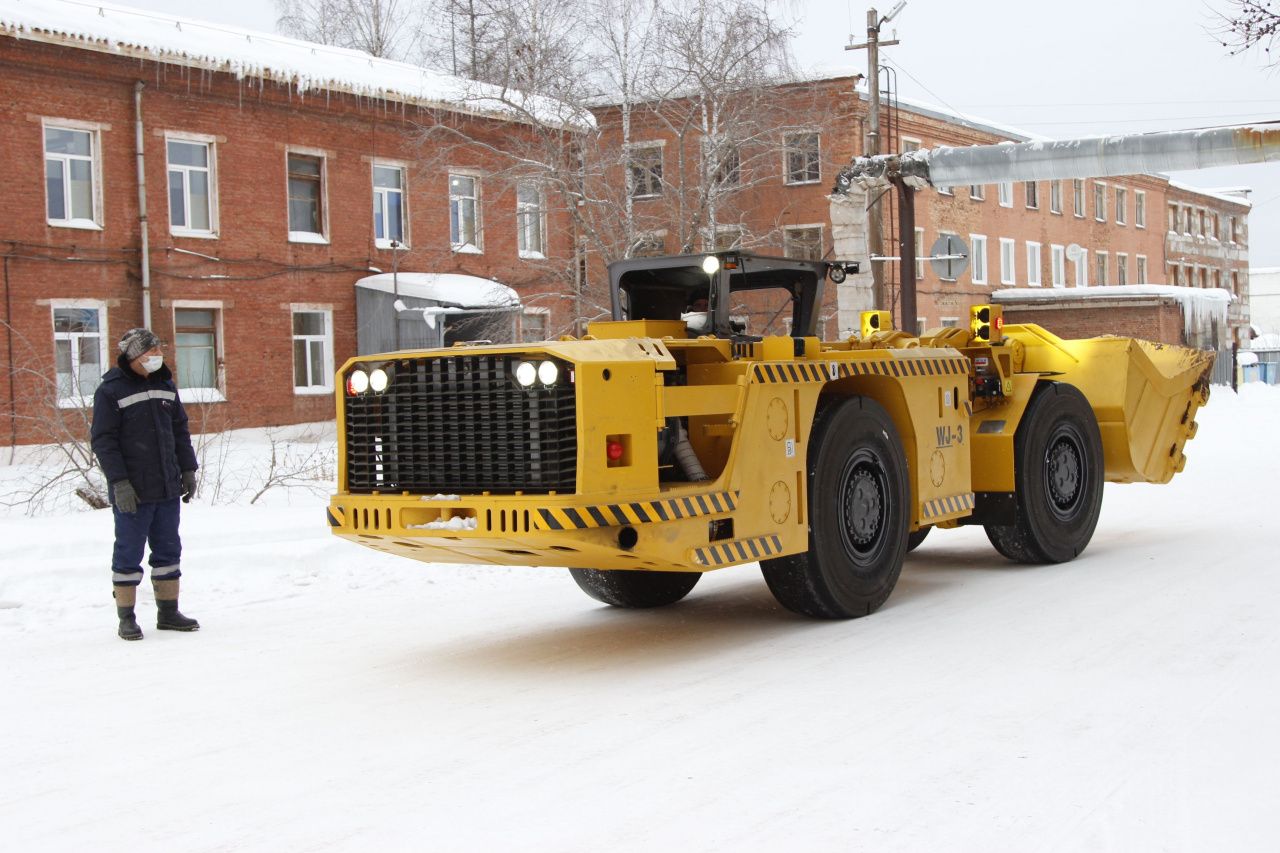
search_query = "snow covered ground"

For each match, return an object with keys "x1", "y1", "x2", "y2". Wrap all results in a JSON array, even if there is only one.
[{"x1": 2, "y1": 386, "x2": 1279, "y2": 851}]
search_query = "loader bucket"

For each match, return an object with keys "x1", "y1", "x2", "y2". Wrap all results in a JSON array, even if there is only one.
[{"x1": 1007, "y1": 325, "x2": 1215, "y2": 484}]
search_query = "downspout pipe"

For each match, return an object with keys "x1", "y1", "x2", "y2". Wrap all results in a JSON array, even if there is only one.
[{"x1": 133, "y1": 81, "x2": 152, "y2": 329}]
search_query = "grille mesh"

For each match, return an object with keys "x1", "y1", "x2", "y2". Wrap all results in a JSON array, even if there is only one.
[{"x1": 344, "y1": 355, "x2": 577, "y2": 493}]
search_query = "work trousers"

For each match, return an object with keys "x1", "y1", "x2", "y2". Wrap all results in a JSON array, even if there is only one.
[{"x1": 111, "y1": 498, "x2": 183, "y2": 587}]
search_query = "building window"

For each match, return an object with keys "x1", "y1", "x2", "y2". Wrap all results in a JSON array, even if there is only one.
[
  {"x1": 915, "y1": 228, "x2": 925, "y2": 281},
  {"x1": 44, "y1": 123, "x2": 101, "y2": 228},
  {"x1": 916, "y1": 318, "x2": 928, "y2": 335},
  {"x1": 1073, "y1": 180, "x2": 1085, "y2": 218},
  {"x1": 373, "y1": 163, "x2": 406, "y2": 247},
  {"x1": 628, "y1": 144, "x2": 663, "y2": 198},
  {"x1": 167, "y1": 137, "x2": 216, "y2": 236},
  {"x1": 1049, "y1": 180, "x2": 1062, "y2": 214},
  {"x1": 1093, "y1": 181, "x2": 1107, "y2": 222},
  {"x1": 1025, "y1": 181, "x2": 1039, "y2": 209},
  {"x1": 516, "y1": 181, "x2": 546, "y2": 258},
  {"x1": 1136, "y1": 255, "x2": 1148, "y2": 283},
  {"x1": 1117, "y1": 252, "x2": 1128, "y2": 285},
  {"x1": 900, "y1": 137, "x2": 921, "y2": 154},
  {"x1": 1183, "y1": 207, "x2": 1194, "y2": 235},
  {"x1": 940, "y1": 317, "x2": 959, "y2": 328},
  {"x1": 1026, "y1": 241, "x2": 1042, "y2": 286},
  {"x1": 287, "y1": 153, "x2": 326, "y2": 241},
  {"x1": 1135, "y1": 190, "x2": 1146, "y2": 228},
  {"x1": 449, "y1": 173, "x2": 481, "y2": 252},
  {"x1": 1074, "y1": 249, "x2": 1088, "y2": 287},
  {"x1": 53, "y1": 304, "x2": 106, "y2": 406},
  {"x1": 784, "y1": 226, "x2": 824, "y2": 261},
  {"x1": 174, "y1": 307, "x2": 220, "y2": 393},
  {"x1": 1051, "y1": 244, "x2": 1065, "y2": 287},
  {"x1": 1206, "y1": 211, "x2": 1218, "y2": 241},
  {"x1": 970, "y1": 184, "x2": 985, "y2": 201},
  {"x1": 712, "y1": 225, "x2": 743, "y2": 251},
  {"x1": 1000, "y1": 238, "x2": 1015, "y2": 285},
  {"x1": 998, "y1": 182, "x2": 1013, "y2": 207},
  {"x1": 291, "y1": 308, "x2": 333, "y2": 394},
  {"x1": 938, "y1": 184, "x2": 954, "y2": 196},
  {"x1": 1115, "y1": 187, "x2": 1127, "y2": 225},
  {"x1": 970, "y1": 234, "x2": 987, "y2": 285},
  {"x1": 1169, "y1": 204, "x2": 1179, "y2": 233},
  {"x1": 1095, "y1": 251, "x2": 1108, "y2": 286},
  {"x1": 711, "y1": 144, "x2": 740, "y2": 187},
  {"x1": 783, "y1": 132, "x2": 821, "y2": 185}
]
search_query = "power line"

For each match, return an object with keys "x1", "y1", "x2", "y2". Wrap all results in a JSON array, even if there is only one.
[{"x1": 1012, "y1": 112, "x2": 1279, "y2": 127}]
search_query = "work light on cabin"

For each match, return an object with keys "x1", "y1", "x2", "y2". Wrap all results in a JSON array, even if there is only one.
[{"x1": 970, "y1": 304, "x2": 1004, "y2": 344}]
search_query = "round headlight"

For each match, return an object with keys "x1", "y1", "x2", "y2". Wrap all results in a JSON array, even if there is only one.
[
  {"x1": 348, "y1": 369, "x2": 370, "y2": 394},
  {"x1": 537, "y1": 360, "x2": 559, "y2": 385},
  {"x1": 701, "y1": 255, "x2": 720, "y2": 275},
  {"x1": 369, "y1": 368, "x2": 389, "y2": 393},
  {"x1": 515, "y1": 361, "x2": 537, "y2": 387}
]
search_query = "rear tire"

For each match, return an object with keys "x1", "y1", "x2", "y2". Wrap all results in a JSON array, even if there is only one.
[
  {"x1": 761, "y1": 396, "x2": 909, "y2": 619},
  {"x1": 906, "y1": 526, "x2": 931, "y2": 553},
  {"x1": 984, "y1": 382, "x2": 1104, "y2": 564},
  {"x1": 569, "y1": 568, "x2": 700, "y2": 608}
]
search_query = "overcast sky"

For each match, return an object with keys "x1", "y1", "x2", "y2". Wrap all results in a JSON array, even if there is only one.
[{"x1": 118, "y1": 0, "x2": 1280, "y2": 266}]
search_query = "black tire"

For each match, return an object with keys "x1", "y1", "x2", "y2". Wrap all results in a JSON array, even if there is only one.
[
  {"x1": 984, "y1": 382, "x2": 1104, "y2": 564},
  {"x1": 906, "y1": 526, "x2": 931, "y2": 553},
  {"x1": 761, "y1": 396, "x2": 909, "y2": 619},
  {"x1": 569, "y1": 568, "x2": 701, "y2": 608}
]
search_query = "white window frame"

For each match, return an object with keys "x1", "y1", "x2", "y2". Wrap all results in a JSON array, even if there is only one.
[
  {"x1": 43, "y1": 118, "x2": 104, "y2": 230},
  {"x1": 900, "y1": 136, "x2": 922, "y2": 154},
  {"x1": 1117, "y1": 252, "x2": 1129, "y2": 286},
  {"x1": 940, "y1": 317, "x2": 960, "y2": 328},
  {"x1": 969, "y1": 234, "x2": 988, "y2": 285},
  {"x1": 998, "y1": 182, "x2": 1013, "y2": 208},
  {"x1": 520, "y1": 307, "x2": 551, "y2": 343},
  {"x1": 1024, "y1": 181, "x2": 1039, "y2": 210},
  {"x1": 516, "y1": 180, "x2": 547, "y2": 259},
  {"x1": 372, "y1": 160, "x2": 409, "y2": 249},
  {"x1": 1115, "y1": 186, "x2": 1127, "y2": 226},
  {"x1": 449, "y1": 170, "x2": 483, "y2": 253},
  {"x1": 1073, "y1": 179, "x2": 1085, "y2": 218},
  {"x1": 290, "y1": 305, "x2": 334, "y2": 395},
  {"x1": 1135, "y1": 190, "x2": 1146, "y2": 229},
  {"x1": 1074, "y1": 249, "x2": 1089, "y2": 287},
  {"x1": 165, "y1": 132, "x2": 219, "y2": 239},
  {"x1": 1051, "y1": 244, "x2": 1065, "y2": 288},
  {"x1": 1049, "y1": 180, "x2": 1062, "y2": 214},
  {"x1": 627, "y1": 141, "x2": 665, "y2": 198},
  {"x1": 916, "y1": 318, "x2": 928, "y2": 335},
  {"x1": 286, "y1": 148, "x2": 329, "y2": 244},
  {"x1": 1093, "y1": 181, "x2": 1107, "y2": 222},
  {"x1": 1026, "y1": 241, "x2": 1042, "y2": 286},
  {"x1": 172, "y1": 300, "x2": 226, "y2": 403},
  {"x1": 999, "y1": 238, "x2": 1016, "y2": 285},
  {"x1": 782, "y1": 131, "x2": 821, "y2": 185},
  {"x1": 970, "y1": 184, "x2": 985, "y2": 201},
  {"x1": 1136, "y1": 254, "x2": 1148, "y2": 283},
  {"x1": 1096, "y1": 251, "x2": 1109, "y2": 286},
  {"x1": 50, "y1": 299, "x2": 108, "y2": 408},
  {"x1": 783, "y1": 224, "x2": 825, "y2": 261}
]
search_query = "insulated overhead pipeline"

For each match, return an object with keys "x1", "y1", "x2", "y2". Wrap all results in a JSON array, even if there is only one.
[{"x1": 834, "y1": 121, "x2": 1280, "y2": 192}]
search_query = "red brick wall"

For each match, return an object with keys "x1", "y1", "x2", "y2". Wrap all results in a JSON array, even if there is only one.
[
  {"x1": 998, "y1": 300, "x2": 1186, "y2": 345},
  {"x1": 1, "y1": 36, "x2": 574, "y2": 444}
]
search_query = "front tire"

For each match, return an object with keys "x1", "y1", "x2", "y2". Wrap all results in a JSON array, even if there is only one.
[
  {"x1": 906, "y1": 526, "x2": 932, "y2": 553},
  {"x1": 761, "y1": 396, "x2": 909, "y2": 618},
  {"x1": 569, "y1": 568, "x2": 700, "y2": 608},
  {"x1": 984, "y1": 382, "x2": 1104, "y2": 564}
]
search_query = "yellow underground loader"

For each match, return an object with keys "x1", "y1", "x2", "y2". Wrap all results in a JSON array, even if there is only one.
[{"x1": 327, "y1": 251, "x2": 1213, "y2": 618}]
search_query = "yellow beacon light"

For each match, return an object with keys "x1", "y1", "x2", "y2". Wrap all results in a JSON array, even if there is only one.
[
  {"x1": 860, "y1": 310, "x2": 893, "y2": 339},
  {"x1": 970, "y1": 304, "x2": 1003, "y2": 344}
]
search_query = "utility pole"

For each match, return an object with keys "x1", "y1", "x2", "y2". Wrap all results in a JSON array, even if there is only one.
[{"x1": 846, "y1": 3, "x2": 904, "y2": 313}]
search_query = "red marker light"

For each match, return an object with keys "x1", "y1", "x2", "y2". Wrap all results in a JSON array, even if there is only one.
[
  {"x1": 606, "y1": 440, "x2": 625, "y2": 461},
  {"x1": 995, "y1": 316, "x2": 1004, "y2": 331}
]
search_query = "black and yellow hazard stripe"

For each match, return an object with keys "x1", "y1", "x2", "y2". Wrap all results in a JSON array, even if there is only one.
[
  {"x1": 751, "y1": 357, "x2": 971, "y2": 384},
  {"x1": 534, "y1": 490, "x2": 741, "y2": 531},
  {"x1": 326, "y1": 506, "x2": 344, "y2": 527},
  {"x1": 692, "y1": 534, "x2": 784, "y2": 567},
  {"x1": 920, "y1": 492, "x2": 976, "y2": 520}
]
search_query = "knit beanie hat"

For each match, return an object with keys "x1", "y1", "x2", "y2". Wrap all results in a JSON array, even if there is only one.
[{"x1": 118, "y1": 328, "x2": 162, "y2": 362}]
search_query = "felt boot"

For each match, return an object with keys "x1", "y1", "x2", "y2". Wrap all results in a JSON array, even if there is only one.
[
  {"x1": 154, "y1": 578, "x2": 199, "y2": 632},
  {"x1": 114, "y1": 586, "x2": 143, "y2": 641}
]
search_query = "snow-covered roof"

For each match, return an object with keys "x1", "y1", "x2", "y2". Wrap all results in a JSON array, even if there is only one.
[
  {"x1": 1167, "y1": 179, "x2": 1252, "y2": 209},
  {"x1": 0, "y1": 0, "x2": 592, "y2": 130},
  {"x1": 356, "y1": 273, "x2": 520, "y2": 309},
  {"x1": 1251, "y1": 332, "x2": 1280, "y2": 351},
  {"x1": 994, "y1": 285, "x2": 1232, "y2": 341}
]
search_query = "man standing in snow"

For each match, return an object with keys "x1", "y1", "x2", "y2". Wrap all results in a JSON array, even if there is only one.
[{"x1": 91, "y1": 328, "x2": 200, "y2": 641}]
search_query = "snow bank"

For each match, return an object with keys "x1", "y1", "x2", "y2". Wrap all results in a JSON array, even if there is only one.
[
  {"x1": 0, "y1": 0, "x2": 592, "y2": 129},
  {"x1": 994, "y1": 284, "x2": 1232, "y2": 342}
]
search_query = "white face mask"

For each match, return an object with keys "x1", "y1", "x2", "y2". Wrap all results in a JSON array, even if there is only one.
[{"x1": 141, "y1": 355, "x2": 164, "y2": 374}]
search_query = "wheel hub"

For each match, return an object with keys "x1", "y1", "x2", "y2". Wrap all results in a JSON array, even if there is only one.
[
  {"x1": 1047, "y1": 438, "x2": 1081, "y2": 508},
  {"x1": 845, "y1": 469, "x2": 883, "y2": 545}
]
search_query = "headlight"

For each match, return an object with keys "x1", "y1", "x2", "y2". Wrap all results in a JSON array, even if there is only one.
[
  {"x1": 369, "y1": 368, "x2": 389, "y2": 393},
  {"x1": 537, "y1": 360, "x2": 559, "y2": 385},
  {"x1": 515, "y1": 361, "x2": 537, "y2": 387},
  {"x1": 348, "y1": 369, "x2": 369, "y2": 394}
]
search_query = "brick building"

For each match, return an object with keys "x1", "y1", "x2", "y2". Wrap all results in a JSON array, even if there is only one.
[{"x1": 1, "y1": 1, "x2": 580, "y2": 445}]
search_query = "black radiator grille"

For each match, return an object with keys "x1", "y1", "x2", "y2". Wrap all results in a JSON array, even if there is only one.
[{"x1": 344, "y1": 354, "x2": 578, "y2": 493}]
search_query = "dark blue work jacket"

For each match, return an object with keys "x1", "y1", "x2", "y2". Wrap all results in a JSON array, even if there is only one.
[{"x1": 91, "y1": 356, "x2": 198, "y2": 503}]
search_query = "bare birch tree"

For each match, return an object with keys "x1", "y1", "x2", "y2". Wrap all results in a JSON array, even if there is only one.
[{"x1": 275, "y1": 0, "x2": 421, "y2": 59}]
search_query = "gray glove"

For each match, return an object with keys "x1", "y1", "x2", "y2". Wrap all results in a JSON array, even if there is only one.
[
  {"x1": 113, "y1": 480, "x2": 138, "y2": 514},
  {"x1": 181, "y1": 470, "x2": 198, "y2": 503}
]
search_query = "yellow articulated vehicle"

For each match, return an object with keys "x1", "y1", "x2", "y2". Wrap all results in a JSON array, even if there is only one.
[{"x1": 328, "y1": 251, "x2": 1212, "y2": 618}]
